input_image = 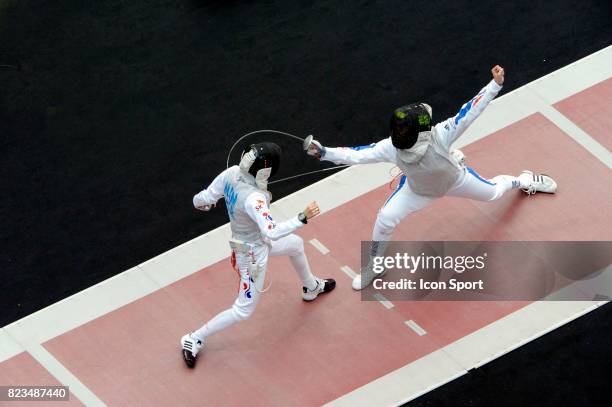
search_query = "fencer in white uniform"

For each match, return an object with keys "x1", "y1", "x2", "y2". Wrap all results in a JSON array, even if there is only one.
[
  {"x1": 181, "y1": 142, "x2": 336, "y2": 368},
  {"x1": 306, "y1": 66, "x2": 557, "y2": 290}
]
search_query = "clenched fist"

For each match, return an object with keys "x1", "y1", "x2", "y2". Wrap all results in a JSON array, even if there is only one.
[
  {"x1": 305, "y1": 138, "x2": 326, "y2": 159},
  {"x1": 196, "y1": 203, "x2": 215, "y2": 211},
  {"x1": 491, "y1": 65, "x2": 505, "y2": 85}
]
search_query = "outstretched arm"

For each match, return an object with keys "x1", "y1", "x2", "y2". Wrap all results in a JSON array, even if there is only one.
[
  {"x1": 436, "y1": 65, "x2": 505, "y2": 149},
  {"x1": 245, "y1": 193, "x2": 320, "y2": 240},
  {"x1": 307, "y1": 137, "x2": 396, "y2": 165},
  {"x1": 192, "y1": 167, "x2": 231, "y2": 211}
]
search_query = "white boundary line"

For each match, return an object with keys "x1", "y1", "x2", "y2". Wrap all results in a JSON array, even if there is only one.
[
  {"x1": 539, "y1": 105, "x2": 612, "y2": 169},
  {"x1": 1, "y1": 45, "x2": 610, "y2": 406},
  {"x1": 27, "y1": 343, "x2": 105, "y2": 406},
  {"x1": 404, "y1": 320, "x2": 427, "y2": 336},
  {"x1": 372, "y1": 293, "x2": 394, "y2": 310},
  {"x1": 340, "y1": 266, "x2": 358, "y2": 280},
  {"x1": 309, "y1": 238, "x2": 330, "y2": 255},
  {"x1": 3, "y1": 323, "x2": 106, "y2": 405},
  {"x1": 328, "y1": 301, "x2": 606, "y2": 407}
]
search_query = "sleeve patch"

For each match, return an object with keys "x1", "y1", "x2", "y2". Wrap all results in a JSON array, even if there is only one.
[
  {"x1": 262, "y1": 212, "x2": 276, "y2": 229},
  {"x1": 254, "y1": 198, "x2": 266, "y2": 212}
]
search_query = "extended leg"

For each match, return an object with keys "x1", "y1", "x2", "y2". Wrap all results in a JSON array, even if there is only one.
[
  {"x1": 446, "y1": 167, "x2": 521, "y2": 201},
  {"x1": 354, "y1": 175, "x2": 435, "y2": 290},
  {"x1": 194, "y1": 250, "x2": 266, "y2": 340},
  {"x1": 181, "y1": 249, "x2": 267, "y2": 367},
  {"x1": 447, "y1": 167, "x2": 556, "y2": 201}
]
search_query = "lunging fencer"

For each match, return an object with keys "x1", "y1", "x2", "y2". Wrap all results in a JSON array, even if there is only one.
[
  {"x1": 181, "y1": 142, "x2": 336, "y2": 368},
  {"x1": 305, "y1": 66, "x2": 558, "y2": 290}
]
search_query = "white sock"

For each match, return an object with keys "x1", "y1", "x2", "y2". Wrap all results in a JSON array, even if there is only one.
[
  {"x1": 290, "y1": 253, "x2": 317, "y2": 290},
  {"x1": 194, "y1": 309, "x2": 238, "y2": 341},
  {"x1": 518, "y1": 172, "x2": 532, "y2": 189}
]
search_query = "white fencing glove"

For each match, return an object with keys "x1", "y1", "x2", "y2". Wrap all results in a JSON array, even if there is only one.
[
  {"x1": 195, "y1": 203, "x2": 215, "y2": 211},
  {"x1": 304, "y1": 135, "x2": 326, "y2": 159}
]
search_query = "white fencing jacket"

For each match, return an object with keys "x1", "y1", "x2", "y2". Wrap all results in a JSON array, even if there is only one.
[
  {"x1": 193, "y1": 166, "x2": 303, "y2": 246},
  {"x1": 322, "y1": 80, "x2": 502, "y2": 197}
]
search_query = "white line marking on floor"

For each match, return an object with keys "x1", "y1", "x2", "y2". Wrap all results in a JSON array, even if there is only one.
[
  {"x1": 539, "y1": 104, "x2": 612, "y2": 169},
  {"x1": 0, "y1": 328, "x2": 24, "y2": 362},
  {"x1": 309, "y1": 238, "x2": 330, "y2": 255},
  {"x1": 405, "y1": 320, "x2": 427, "y2": 336},
  {"x1": 340, "y1": 266, "x2": 357, "y2": 279},
  {"x1": 27, "y1": 343, "x2": 105, "y2": 406},
  {"x1": 372, "y1": 293, "x2": 394, "y2": 309}
]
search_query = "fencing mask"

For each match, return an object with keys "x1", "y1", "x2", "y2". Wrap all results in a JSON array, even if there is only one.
[
  {"x1": 239, "y1": 142, "x2": 281, "y2": 190},
  {"x1": 389, "y1": 103, "x2": 432, "y2": 149}
]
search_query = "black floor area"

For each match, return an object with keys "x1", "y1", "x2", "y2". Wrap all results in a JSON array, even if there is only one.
[
  {"x1": 1, "y1": 1, "x2": 611, "y2": 405},
  {"x1": 408, "y1": 301, "x2": 611, "y2": 407}
]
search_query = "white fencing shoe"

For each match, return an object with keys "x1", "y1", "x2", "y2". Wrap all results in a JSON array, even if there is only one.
[
  {"x1": 352, "y1": 268, "x2": 387, "y2": 291},
  {"x1": 302, "y1": 277, "x2": 336, "y2": 301},
  {"x1": 181, "y1": 333, "x2": 204, "y2": 368},
  {"x1": 519, "y1": 170, "x2": 558, "y2": 195}
]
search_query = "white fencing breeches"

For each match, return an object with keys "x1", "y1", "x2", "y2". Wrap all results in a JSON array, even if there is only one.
[
  {"x1": 372, "y1": 167, "x2": 521, "y2": 244},
  {"x1": 194, "y1": 234, "x2": 316, "y2": 340}
]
